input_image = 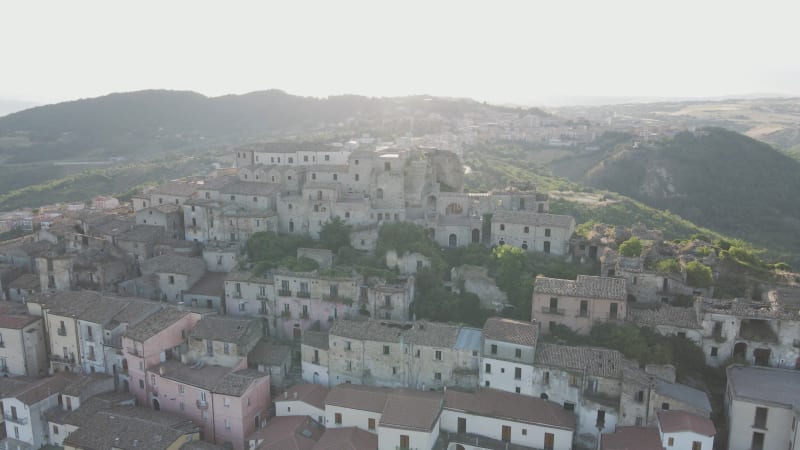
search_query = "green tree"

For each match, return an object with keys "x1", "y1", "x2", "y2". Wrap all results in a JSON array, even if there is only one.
[
  {"x1": 655, "y1": 258, "x2": 681, "y2": 273},
  {"x1": 686, "y1": 260, "x2": 714, "y2": 288},
  {"x1": 319, "y1": 217, "x2": 352, "y2": 252},
  {"x1": 618, "y1": 237, "x2": 643, "y2": 257}
]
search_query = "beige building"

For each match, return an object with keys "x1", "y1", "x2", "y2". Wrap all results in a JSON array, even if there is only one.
[
  {"x1": 184, "y1": 315, "x2": 262, "y2": 367},
  {"x1": 726, "y1": 365, "x2": 800, "y2": 450},
  {"x1": 491, "y1": 210, "x2": 575, "y2": 255},
  {"x1": 533, "y1": 275, "x2": 627, "y2": 334}
]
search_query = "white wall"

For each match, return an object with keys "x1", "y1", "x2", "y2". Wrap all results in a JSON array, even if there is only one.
[
  {"x1": 378, "y1": 422, "x2": 439, "y2": 450},
  {"x1": 728, "y1": 399, "x2": 793, "y2": 450},
  {"x1": 479, "y1": 357, "x2": 534, "y2": 395},
  {"x1": 325, "y1": 405, "x2": 382, "y2": 433},
  {"x1": 301, "y1": 360, "x2": 330, "y2": 387},
  {"x1": 660, "y1": 430, "x2": 713, "y2": 450},
  {"x1": 440, "y1": 408, "x2": 573, "y2": 450},
  {"x1": 275, "y1": 399, "x2": 326, "y2": 424}
]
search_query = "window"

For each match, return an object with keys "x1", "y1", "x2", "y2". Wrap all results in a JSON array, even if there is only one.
[
  {"x1": 151, "y1": 374, "x2": 156, "y2": 385},
  {"x1": 609, "y1": 302, "x2": 618, "y2": 319},
  {"x1": 400, "y1": 435, "x2": 409, "y2": 449},
  {"x1": 384, "y1": 162, "x2": 391, "y2": 171},
  {"x1": 485, "y1": 381, "x2": 490, "y2": 387},
  {"x1": 206, "y1": 340, "x2": 214, "y2": 356},
  {"x1": 569, "y1": 375, "x2": 578, "y2": 387},
  {"x1": 692, "y1": 442, "x2": 702, "y2": 450},
  {"x1": 579, "y1": 300, "x2": 589, "y2": 317},
  {"x1": 521, "y1": 428, "x2": 527, "y2": 436},
  {"x1": 368, "y1": 418, "x2": 375, "y2": 430},
  {"x1": 435, "y1": 372, "x2": 442, "y2": 380},
  {"x1": 392, "y1": 367, "x2": 397, "y2": 375},
  {"x1": 223, "y1": 343, "x2": 230, "y2": 355},
  {"x1": 415, "y1": 349, "x2": 420, "y2": 358},
  {"x1": 435, "y1": 350, "x2": 442, "y2": 361},
  {"x1": 523, "y1": 226, "x2": 529, "y2": 234},
  {"x1": 514, "y1": 367, "x2": 522, "y2": 380},
  {"x1": 754, "y1": 407, "x2": 768, "y2": 429},
  {"x1": 168, "y1": 275, "x2": 175, "y2": 285},
  {"x1": 543, "y1": 371, "x2": 550, "y2": 384},
  {"x1": 345, "y1": 341, "x2": 351, "y2": 351},
  {"x1": 751, "y1": 432, "x2": 764, "y2": 450},
  {"x1": 346, "y1": 360, "x2": 352, "y2": 371},
  {"x1": 515, "y1": 348, "x2": 522, "y2": 358},
  {"x1": 596, "y1": 409, "x2": 606, "y2": 428},
  {"x1": 355, "y1": 174, "x2": 359, "y2": 181},
  {"x1": 325, "y1": 155, "x2": 330, "y2": 161},
  {"x1": 563, "y1": 402, "x2": 575, "y2": 411},
  {"x1": 345, "y1": 212, "x2": 350, "y2": 219},
  {"x1": 499, "y1": 224, "x2": 505, "y2": 231},
  {"x1": 710, "y1": 347, "x2": 718, "y2": 356},
  {"x1": 490, "y1": 344, "x2": 497, "y2": 355},
  {"x1": 661, "y1": 402, "x2": 670, "y2": 410},
  {"x1": 225, "y1": 419, "x2": 231, "y2": 429},
  {"x1": 333, "y1": 174, "x2": 338, "y2": 181},
  {"x1": 335, "y1": 413, "x2": 342, "y2": 424},
  {"x1": 515, "y1": 387, "x2": 521, "y2": 393},
  {"x1": 224, "y1": 397, "x2": 230, "y2": 407},
  {"x1": 635, "y1": 390, "x2": 644, "y2": 403},
  {"x1": 549, "y1": 297, "x2": 559, "y2": 313},
  {"x1": 179, "y1": 385, "x2": 184, "y2": 394},
  {"x1": 383, "y1": 345, "x2": 390, "y2": 355},
  {"x1": 53, "y1": 425, "x2": 59, "y2": 435},
  {"x1": 485, "y1": 363, "x2": 491, "y2": 374}
]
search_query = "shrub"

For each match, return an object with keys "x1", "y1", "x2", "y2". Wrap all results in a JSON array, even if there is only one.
[
  {"x1": 619, "y1": 237, "x2": 643, "y2": 257},
  {"x1": 686, "y1": 261, "x2": 714, "y2": 288}
]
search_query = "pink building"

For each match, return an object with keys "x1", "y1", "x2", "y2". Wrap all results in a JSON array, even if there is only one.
[
  {"x1": 149, "y1": 360, "x2": 270, "y2": 450},
  {"x1": 121, "y1": 307, "x2": 203, "y2": 404}
]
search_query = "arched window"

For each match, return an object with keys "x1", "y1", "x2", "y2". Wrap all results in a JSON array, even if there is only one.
[{"x1": 449, "y1": 234, "x2": 458, "y2": 248}]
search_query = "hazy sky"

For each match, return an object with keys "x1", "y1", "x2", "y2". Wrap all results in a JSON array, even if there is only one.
[{"x1": 2, "y1": 0, "x2": 799, "y2": 105}]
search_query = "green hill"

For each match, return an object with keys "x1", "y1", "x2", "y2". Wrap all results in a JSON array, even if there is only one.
[{"x1": 577, "y1": 128, "x2": 800, "y2": 264}]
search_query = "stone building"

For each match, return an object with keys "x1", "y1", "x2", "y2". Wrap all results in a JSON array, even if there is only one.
[
  {"x1": 533, "y1": 275, "x2": 627, "y2": 334},
  {"x1": 184, "y1": 316, "x2": 262, "y2": 368},
  {"x1": 601, "y1": 252, "x2": 713, "y2": 304},
  {"x1": 0, "y1": 308, "x2": 47, "y2": 376},
  {"x1": 135, "y1": 203, "x2": 185, "y2": 240},
  {"x1": 325, "y1": 318, "x2": 480, "y2": 390},
  {"x1": 491, "y1": 210, "x2": 575, "y2": 255}
]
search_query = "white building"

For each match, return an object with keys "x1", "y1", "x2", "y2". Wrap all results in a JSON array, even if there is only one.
[
  {"x1": 657, "y1": 410, "x2": 715, "y2": 450},
  {"x1": 275, "y1": 383, "x2": 329, "y2": 425},
  {"x1": 726, "y1": 365, "x2": 800, "y2": 450},
  {"x1": 479, "y1": 317, "x2": 538, "y2": 395}
]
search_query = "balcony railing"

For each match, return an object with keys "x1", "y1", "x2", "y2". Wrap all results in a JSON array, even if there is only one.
[
  {"x1": 281, "y1": 311, "x2": 291, "y2": 319},
  {"x1": 278, "y1": 289, "x2": 292, "y2": 297},
  {"x1": 196, "y1": 400, "x2": 208, "y2": 410},
  {"x1": 4, "y1": 414, "x2": 28, "y2": 425},
  {"x1": 50, "y1": 354, "x2": 76, "y2": 364},
  {"x1": 300, "y1": 312, "x2": 310, "y2": 320},
  {"x1": 57, "y1": 328, "x2": 68, "y2": 336},
  {"x1": 85, "y1": 334, "x2": 95, "y2": 342},
  {"x1": 541, "y1": 307, "x2": 565, "y2": 315},
  {"x1": 323, "y1": 295, "x2": 353, "y2": 305},
  {"x1": 297, "y1": 291, "x2": 311, "y2": 299}
]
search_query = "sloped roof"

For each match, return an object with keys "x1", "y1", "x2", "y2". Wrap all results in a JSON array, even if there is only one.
[
  {"x1": 657, "y1": 410, "x2": 716, "y2": 436},
  {"x1": 482, "y1": 317, "x2": 537, "y2": 347},
  {"x1": 278, "y1": 384, "x2": 330, "y2": 411},
  {"x1": 249, "y1": 339, "x2": 292, "y2": 367},
  {"x1": 330, "y1": 319, "x2": 460, "y2": 348},
  {"x1": 301, "y1": 330, "x2": 329, "y2": 350},
  {"x1": 656, "y1": 379, "x2": 712, "y2": 413},
  {"x1": 247, "y1": 415, "x2": 323, "y2": 450},
  {"x1": 535, "y1": 343, "x2": 624, "y2": 378},
  {"x1": 190, "y1": 315, "x2": 259, "y2": 345},
  {"x1": 312, "y1": 427, "x2": 377, "y2": 450},
  {"x1": 124, "y1": 306, "x2": 191, "y2": 342},
  {"x1": 444, "y1": 388, "x2": 575, "y2": 430},
  {"x1": 534, "y1": 275, "x2": 626, "y2": 301},
  {"x1": 601, "y1": 426, "x2": 662, "y2": 450},
  {"x1": 628, "y1": 304, "x2": 702, "y2": 329}
]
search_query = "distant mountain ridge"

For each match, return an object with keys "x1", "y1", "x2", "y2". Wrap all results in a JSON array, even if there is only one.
[
  {"x1": 0, "y1": 89, "x2": 547, "y2": 164},
  {"x1": 577, "y1": 128, "x2": 800, "y2": 262}
]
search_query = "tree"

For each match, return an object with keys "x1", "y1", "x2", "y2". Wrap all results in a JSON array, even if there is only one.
[
  {"x1": 686, "y1": 260, "x2": 713, "y2": 288},
  {"x1": 618, "y1": 237, "x2": 643, "y2": 257},
  {"x1": 655, "y1": 258, "x2": 681, "y2": 274},
  {"x1": 319, "y1": 217, "x2": 352, "y2": 252}
]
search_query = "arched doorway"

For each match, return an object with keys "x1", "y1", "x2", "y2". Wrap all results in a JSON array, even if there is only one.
[
  {"x1": 471, "y1": 229, "x2": 480, "y2": 244},
  {"x1": 449, "y1": 234, "x2": 458, "y2": 248},
  {"x1": 152, "y1": 398, "x2": 160, "y2": 411},
  {"x1": 499, "y1": 239, "x2": 505, "y2": 246},
  {"x1": 427, "y1": 195, "x2": 437, "y2": 210},
  {"x1": 540, "y1": 393, "x2": 549, "y2": 400},
  {"x1": 289, "y1": 220, "x2": 294, "y2": 233},
  {"x1": 733, "y1": 342, "x2": 747, "y2": 359}
]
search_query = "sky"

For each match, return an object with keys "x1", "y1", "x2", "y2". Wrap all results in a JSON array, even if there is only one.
[{"x1": 1, "y1": 0, "x2": 799, "y2": 106}]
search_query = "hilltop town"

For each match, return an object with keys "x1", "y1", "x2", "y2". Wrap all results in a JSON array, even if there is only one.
[{"x1": 0, "y1": 139, "x2": 797, "y2": 450}]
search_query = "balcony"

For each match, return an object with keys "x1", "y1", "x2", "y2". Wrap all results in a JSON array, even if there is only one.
[
  {"x1": 57, "y1": 328, "x2": 68, "y2": 337},
  {"x1": 85, "y1": 334, "x2": 95, "y2": 342},
  {"x1": 196, "y1": 400, "x2": 209, "y2": 410},
  {"x1": 278, "y1": 289, "x2": 292, "y2": 297},
  {"x1": 4, "y1": 414, "x2": 28, "y2": 425},
  {"x1": 126, "y1": 347, "x2": 140, "y2": 357},
  {"x1": 281, "y1": 311, "x2": 291, "y2": 319},
  {"x1": 50, "y1": 354, "x2": 76, "y2": 365},
  {"x1": 300, "y1": 312, "x2": 310, "y2": 320},
  {"x1": 323, "y1": 295, "x2": 353, "y2": 305},
  {"x1": 297, "y1": 291, "x2": 311, "y2": 299},
  {"x1": 312, "y1": 357, "x2": 320, "y2": 365},
  {"x1": 541, "y1": 306, "x2": 564, "y2": 315}
]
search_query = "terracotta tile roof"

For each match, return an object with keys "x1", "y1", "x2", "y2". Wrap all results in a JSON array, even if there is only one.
[
  {"x1": 248, "y1": 415, "x2": 323, "y2": 450},
  {"x1": 330, "y1": 319, "x2": 461, "y2": 348},
  {"x1": 8, "y1": 273, "x2": 39, "y2": 290},
  {"x1": 324, "y1": 383, "x2": 389, "y2": 413},
  {"x1": 63, "y1": 406, "x2": 199, "y2": 450},
  {"x1": 601, "y1": 426, "x2": 663, "y2": 450},
  {"x1": 535, "y1": 343, "x2": 624, "y2": 378},
  {"x1": 534, "y1": 275, "x2": 626, "y2": 301},
  {"x1": 312, "y1": 427, "x2": 378, "y2": 450},
  {"x1": 627, "y1": 304, "x2": 702, "y2": 329},
  {"x1": 185, "y1": 272, "x2": 227, "y2": 297},
  {"x1": 124, "y1": 306, "x2": 191, "y2": 342},
  {"x1": 301, "y1": 331, "x2": 329, "y2": 350},
  {"x1": 657, "y1": 410, "x2": 716, "y2": 436},
  {"x1": 249, "y1": 339, "x2": 292, "y2": 367},
  {"x1": 482, "y1": 317, "x2": 538, "y2": 347},
  {"x1": 190, "y1": 315, "x2": 259, "y2": 345},
  {"x1": 278, "y1": 384, "x2": 330, "y2": 410},
  {"x1": 140, "y1": 254, "x2": 206, "y2": 277},
  {"x1": 379, "y1": 391, "x2": 443, "y2": 432},
  {"x1": 444, "y1": 388, "x2": 576, "y2": 430},
  {"x1": 0, "y1": 313, "x2": 39, "y2": 329},
  {"x1": 117, "y1": 224, "x2": 165, "y2": 242}
]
